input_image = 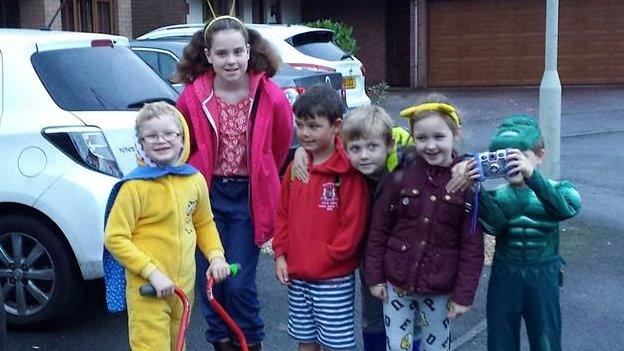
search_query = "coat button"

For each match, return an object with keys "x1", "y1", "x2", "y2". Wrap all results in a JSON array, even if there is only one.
[
  {"x1": 420, "y1": 240, "x2": 426, "y2": 246},
  {"x1": 423, "y1": 217, "x2": 430, "y2": 223},
  {"x1": 430, "y1": 195, "x2": 437, "y2": 202},
  {"x1": 400, "y1": 245, "x2": 407, "y2": 251},
  {"x1": 444, "y1": 194, "x2": 451, "y2": 201},
  {"x1": 412, "y1": 189, "x2": 419, "y2": 195}
]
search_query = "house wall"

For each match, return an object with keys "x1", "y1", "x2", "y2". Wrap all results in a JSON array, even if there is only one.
[
  {"x1": 186, "y1": 0, "x2": 203, "y2": 23},
  {"x1": 238, "y1": 0, "x2": 253, "y2": 22},
  {"x1": 301, "y1": 0, "x2": 387, "y2": 85},
  {"x1": 132, "y1": 0, "x2": 186, "y2": 38},
  {"x1": 19, "y1": 0, "x2": 46, "y2": 29},
  {"x1": 280, "y1": 0, "x2": 300, "y2": 24},
  {"x1": 117, "y1": 0, "x2": 133, "y2": 37}
]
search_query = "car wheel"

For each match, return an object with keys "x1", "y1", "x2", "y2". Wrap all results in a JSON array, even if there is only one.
[{"x1": 0, "y1": 215, "x2": 83, "y2": 326}]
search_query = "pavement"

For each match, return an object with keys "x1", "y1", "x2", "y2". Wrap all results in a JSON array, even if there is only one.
[{"x1": 6, "y1": 86, "x2": 624, "y2": 350}]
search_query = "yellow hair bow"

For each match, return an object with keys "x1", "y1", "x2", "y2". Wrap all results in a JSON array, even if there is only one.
[{"x1": 400, "y1": 102, "x2": 461, "y2": 127}]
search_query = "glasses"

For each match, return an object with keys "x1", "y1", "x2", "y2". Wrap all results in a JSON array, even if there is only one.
[{"x1": 140, "y1": 131, "x2": 181, "y2": 144}]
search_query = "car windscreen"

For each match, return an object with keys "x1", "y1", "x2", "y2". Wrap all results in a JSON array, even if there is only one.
[
  {"x1": 288, "y1": 31, "x2": 349, "y2": 61},
  {"x1": 31, "y1": 46, "x2": 178, "y2": 111}
]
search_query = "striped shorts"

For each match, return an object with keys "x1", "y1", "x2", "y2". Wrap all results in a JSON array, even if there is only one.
[{"x1": 287, "y1": 274, "x2": 356, "y2": 350}]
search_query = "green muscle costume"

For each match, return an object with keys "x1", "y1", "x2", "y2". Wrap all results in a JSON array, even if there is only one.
[{"x1": 478, "y1": 115, "x2": 581, "y2": 351}]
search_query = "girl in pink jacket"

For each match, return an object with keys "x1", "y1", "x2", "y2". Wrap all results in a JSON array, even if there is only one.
[{"x1": 175, "y1": 16, "x2": 293, "y2": 351}]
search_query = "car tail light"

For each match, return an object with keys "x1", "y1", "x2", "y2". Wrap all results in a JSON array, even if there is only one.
[
  {"x1": 288, "y1": 63, "x2": 336, "y2": 73},
  {"x1": 340, "y1": 82, "x2": 347, "y2": 102},
  {"x1": 360, "y1": 64, "x2": 366, "y2": 76},
  {"x1": 42, "y1": 126, "x2": 123, "y2": 178},
  {"x1": 91, "y1": 39, "x2": 114, "y2": 47}
]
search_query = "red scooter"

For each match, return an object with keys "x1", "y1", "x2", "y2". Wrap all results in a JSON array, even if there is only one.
[{"x1": 140, "y1": 263, "x2": 246, "y2": 351}]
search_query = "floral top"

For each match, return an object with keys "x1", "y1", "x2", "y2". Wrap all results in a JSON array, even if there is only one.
[{"x1": 214, "y1": 95, "x2": 251, "y2": 176}]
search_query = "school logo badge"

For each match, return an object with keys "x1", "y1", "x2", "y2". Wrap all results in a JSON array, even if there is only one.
[{"x1": 319, "y1": 181, "x2": 339, "y2": 211}]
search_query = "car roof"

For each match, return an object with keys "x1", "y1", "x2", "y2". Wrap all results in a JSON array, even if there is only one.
[
  {"x1": 0, "y1": 29, "x2": 129, "y2": 50},
  {"x1": 129, "y1": 39, "x2": 188, "y2": 56},
  {"x1": 137, "y1": 23, "x2": 332, "y2": 41},
  {"x1": 0, "y1": 28, "x2": 128, "y2": 44},
  {"x1": 246, "y1": 24, "x2": 332, "y2": 39}
]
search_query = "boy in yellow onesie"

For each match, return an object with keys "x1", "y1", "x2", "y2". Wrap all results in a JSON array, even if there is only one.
[{"x1": 104, "y1": 101, "x2": 230, "y2": 351}]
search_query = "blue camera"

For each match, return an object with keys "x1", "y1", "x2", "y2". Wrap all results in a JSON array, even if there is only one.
[{"x1": 477, "y1": 149, "x2": 508, "y2": 179}]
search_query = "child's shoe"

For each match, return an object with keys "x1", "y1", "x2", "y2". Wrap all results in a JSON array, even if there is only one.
[
  {"x1": 212, "y1": 339, "x2": 236, "y2": 351},
  {"x1": 363, "y1": 331, "x2": 386, "y2": 351}
]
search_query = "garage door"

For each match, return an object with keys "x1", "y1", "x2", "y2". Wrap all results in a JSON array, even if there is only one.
[{"x1": 427, "y1": 0, "x2": 624, "y2": 86}]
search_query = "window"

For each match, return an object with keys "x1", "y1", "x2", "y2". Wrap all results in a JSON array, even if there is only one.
[
  {"x1": 133, "y1": 50, "x2": 179, "y2": 83},
  {"x1": 288, "y1": 31, "x2": 348, "y2": 61},
  {"x1": 32, "y1": 46, "x2": 177, "y2": 111},
  {"x1": 158, "y1": 54, "x2": 178, "y2": 83},
  {"x1": 0, "y1": 0, "x2": 20, "y2": 28},
  {"x1": 61, "y1": 0, "x2": 116, "y2": 34},
  {"x1": 94, "y1": 0, "x2": 113, "y2": 33}
]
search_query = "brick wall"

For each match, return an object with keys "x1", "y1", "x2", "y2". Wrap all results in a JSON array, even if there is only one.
[
  {"x1": 132, "y1": 0, "x2": 187, "y2": 38},
  {"x1": 19, "y1": 0, "x2": 45, "y2": 29},
  {"x1": 301, "y1": 0, "x2": 387, "y2": 85}
]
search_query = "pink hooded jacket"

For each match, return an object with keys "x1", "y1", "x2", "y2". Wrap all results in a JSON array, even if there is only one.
[{"x1": 176, "y1": 70, "x2": 293, "y2": 246}]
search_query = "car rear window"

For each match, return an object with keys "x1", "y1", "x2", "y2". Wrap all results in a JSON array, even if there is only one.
[
  {"x1": 32, "y1": 46, "x2": 177, "y2": 111},
  {"x1": 288, "y1": 31, "x2": 349, "y2": 61}
]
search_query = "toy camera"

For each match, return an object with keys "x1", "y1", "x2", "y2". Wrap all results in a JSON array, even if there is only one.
[{"x1": 477, "y1": 149, "x2": 509, "y2": 179}]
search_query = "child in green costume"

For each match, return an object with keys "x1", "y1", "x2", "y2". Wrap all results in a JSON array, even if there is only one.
[{"x1": 478, "y1": 115, "x2": 581, "y2": 351}]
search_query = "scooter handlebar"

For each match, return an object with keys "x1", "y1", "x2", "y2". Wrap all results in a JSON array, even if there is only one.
[{"x1": 139, "y1": 284, "x2": 157, "y2": 296}]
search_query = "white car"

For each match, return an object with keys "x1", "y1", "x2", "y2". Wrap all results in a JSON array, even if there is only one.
[
  {"x1": 137, "y1": 23, "x2": 371, "y2": 110},
  {"x1": 0, "y1": 29, "x2": 178, "y2": 325}
]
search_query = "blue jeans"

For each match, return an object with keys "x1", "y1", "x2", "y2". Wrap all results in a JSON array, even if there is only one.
[{"x1": 196, "y1": 177, "x2": 264, "y2": 344}]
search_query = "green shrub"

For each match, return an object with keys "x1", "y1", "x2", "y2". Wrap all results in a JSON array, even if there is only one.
[
  {"x1": 366, "y1": 82, "x2": 390, "y2": 105},
  {"x1": 302, "y1": 19, "x2": 358, "y2": 54}
]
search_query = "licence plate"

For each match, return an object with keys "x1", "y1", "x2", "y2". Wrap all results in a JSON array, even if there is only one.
[{"x1": 343, "y1": 76, "x2": 356, "y2": 89}]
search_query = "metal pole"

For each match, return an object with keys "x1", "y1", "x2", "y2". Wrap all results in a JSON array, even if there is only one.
[{"x1": 538, "y1": 0, "x2": 562, "y2": 180}]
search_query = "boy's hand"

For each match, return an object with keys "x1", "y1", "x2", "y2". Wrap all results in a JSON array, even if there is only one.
[
  {"x1": 291, "y1": 147, "x2": 309, "y2": 183},
  {"x1": 206, "y1": 257, "x2": 230, "y2": 283},
  {"x1": 147, "y1": 269, "x2": 175, "y2": 298},
  {"x1": 447, "y1": 159, "x2": 480, "y2": 193},
  {"x1": 369, "y1": 284, "x2": 387, "y2": 301},
  {"x1": 274, "y1": 255, "x2": 290, "y2": 286},
  {"x1": 506, "y1": 149, "x2": 534, "y2": 179},
  {"x1": 447, "y1": 301, "x2": 471, "y2": 319}
]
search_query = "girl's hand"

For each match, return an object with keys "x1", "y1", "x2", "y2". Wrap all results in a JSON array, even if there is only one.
[
  {"x1": 147, "y1": 269, "x2": 175, "y2": 298},
  {"x1": 447, "y1": 301, "x2": 471, "y2": 319},
  {"x1": 275, "y1": 255, "x2": 290, "y2": 286},
  {"x1": 291, "y1": 147, "x2": 309, "y2": 183},
  {"x1": 447, "y1": 158, "x2": 480, "y2": 193},
  {"x1": 506, "y1": 149, "x2": 534, "y2": 179},
  {"x1": 207, "y1": 257, "x2": 230, "y2": 283},
  {"x1": 369, "y1": 284, "x2": 388, "y2": 301}
]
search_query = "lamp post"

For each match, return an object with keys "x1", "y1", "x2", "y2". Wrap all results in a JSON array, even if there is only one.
[{"x1": 539, "y1": 0, "x2": 562, "y2": 180}]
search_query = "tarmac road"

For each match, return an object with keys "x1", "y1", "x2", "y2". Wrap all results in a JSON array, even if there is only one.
[{"x1": 7, "y1": 86, "x2": 624, "y2": 350}]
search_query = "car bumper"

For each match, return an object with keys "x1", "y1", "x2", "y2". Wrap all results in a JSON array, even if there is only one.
[
  {"x1": 34, "y1": 164, "x2": 118, "y2": 280},
  {"x1": 346, "y1": 94, "x2": 372, "y2": 111}
]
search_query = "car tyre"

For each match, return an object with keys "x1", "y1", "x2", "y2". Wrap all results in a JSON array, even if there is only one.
[{"x1": 0, "y1": 214, "x2": 83, "y2": 327}]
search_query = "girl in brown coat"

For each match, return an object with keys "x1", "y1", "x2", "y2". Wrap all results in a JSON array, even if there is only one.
[{"x1": 365, "y1": 99, "x2": 484, "y2": 351}]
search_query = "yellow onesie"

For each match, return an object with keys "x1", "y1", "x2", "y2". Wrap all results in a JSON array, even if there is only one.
[{"x1": 104, "y1": 109, "x2": 223, "y2": 351}]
